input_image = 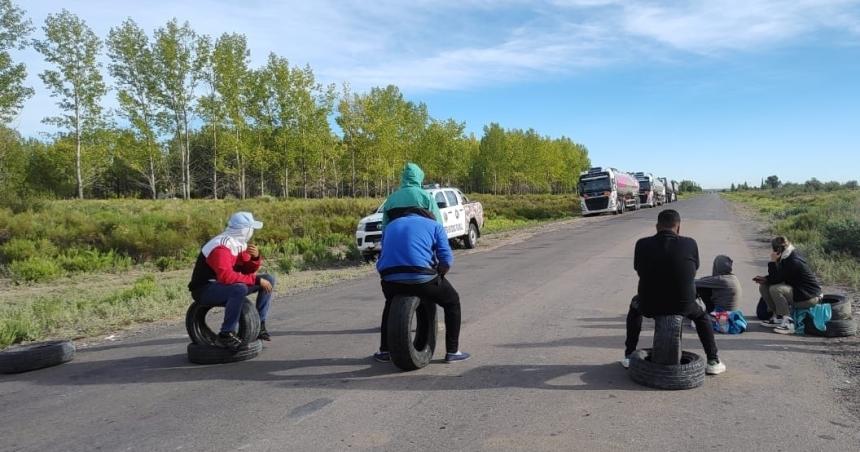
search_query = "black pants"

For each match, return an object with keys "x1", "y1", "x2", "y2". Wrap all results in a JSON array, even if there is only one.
[
  {"x1": 380, "y1": 277, "x2": 461, "y2": 354},
  {"x1": 624, "y1": 296, "x2": 719, "y2": 361}
]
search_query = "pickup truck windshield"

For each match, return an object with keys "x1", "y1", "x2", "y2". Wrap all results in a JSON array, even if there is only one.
[{"x1": 579, "y1": 177, "x2": 611, "y2": 193}]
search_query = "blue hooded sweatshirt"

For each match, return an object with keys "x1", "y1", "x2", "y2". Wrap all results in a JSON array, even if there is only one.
[{"x1": 376, "y1": 214, "x2": 453, "y2": 283}]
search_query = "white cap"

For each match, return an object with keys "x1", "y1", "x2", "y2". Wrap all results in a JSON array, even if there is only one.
[{"x1": 227, "y1": 211, "x2": 263, "y2": 229}]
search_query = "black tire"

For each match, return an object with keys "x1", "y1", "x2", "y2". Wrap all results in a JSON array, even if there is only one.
[
  {"x1": 362, "y1": 253, "x2": 377, "y2": 263},
  {"x1": 185, "y1": 299, "x2": 261, "y2": 346},
  {"x1": 0, "y1": 340, "x2": 75, "y2": 374},
  {"x1": 187, "y1": 340, "x2": 263, "y2": 365},
  {"x1": 805, "y1": 319, "x2": 857, "y2": 338},
  {"x1": 821, "y1": 294, "x2": 852, "y2": 320},
  {"x1": 464, "y1": 223, "x2": 479, "y2": 249},
  {"x1": 629, "y1": 349, "x2": 706, "y2": 390},
  {"x1": 756, "y1": 297, "x2": 772, "y2": 321},
  {"x1": 387, "y1": 295, "x2": 437, "y2": 371},
  {"x1": 651, "y1": 315, "x2": 683, "y2": 365}
]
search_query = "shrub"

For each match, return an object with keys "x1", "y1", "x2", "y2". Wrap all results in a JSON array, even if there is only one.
[
  {"x1": 8, "y1": 257, "x2": 63, "y2": 283},
  {"x1": 0, "y1": 238, "x2": 58, "y2": 262},
  {"x1": 823, "y1": 218, "x2": 860, "y2": 257}
]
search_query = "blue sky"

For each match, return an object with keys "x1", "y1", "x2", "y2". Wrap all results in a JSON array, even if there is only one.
[{"x1": 8, "y1": 0, "x2": 860, "y2": 188}]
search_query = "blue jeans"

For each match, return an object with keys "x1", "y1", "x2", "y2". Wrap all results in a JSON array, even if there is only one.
[{"x1": 197, "y1": 274, "x2": 276, "y2": 333}]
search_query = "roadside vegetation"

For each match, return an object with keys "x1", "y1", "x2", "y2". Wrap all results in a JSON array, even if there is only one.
[
  {"x1": 722, "y1": 179, "x2": 860, "y2": 290},
  {"x1": 0, "y1": 194, "x2": 578, "y2": 348}
]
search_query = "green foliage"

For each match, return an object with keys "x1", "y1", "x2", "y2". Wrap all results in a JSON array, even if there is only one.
[
  {"x1": 0, "y1": 0, "x2": 34, "y2": 123},
  {"x1": 678, "y1": 180, "x2": 702, "y2": 193},
  {"x1": 822, "y1": 218, "x2": 860, "y2": 257},
  {"x1": 8, "y1": 257, "x2": 63, "y2": 283},
  {"x1": 0, "y1": 274, "x2": 188, "y2": 348},
  {"x1": 724, "y1": 186, "x2": 860, "y2": 289}
]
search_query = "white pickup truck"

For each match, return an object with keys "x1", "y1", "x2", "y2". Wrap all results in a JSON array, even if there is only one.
[{"x1": 355, "y1": 186, "x2": 485, "y2": 261}]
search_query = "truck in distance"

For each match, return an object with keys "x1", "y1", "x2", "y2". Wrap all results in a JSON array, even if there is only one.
[
  {"x1": 577, "y1": 167, "x2": 640, "y2": 216},
  {"x1": 659, "y1": 177, "x2": 676, "y2": 202},
  {"x1": 355, "y1": 185, "x2": 485, "y2": 261},
  {"x1": 634, "y1": 172, "x2": 666, "y2": 208}
]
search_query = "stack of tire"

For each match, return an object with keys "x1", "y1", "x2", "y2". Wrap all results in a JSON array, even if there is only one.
[
  {"x1": 805, "y1": 294, "x2": 856, "y2": 337},
  {"x1": 628, "y1": 315, "x2": 706, "y2": 390},
  {"x1": 185, "y1": 299, "x2": 263, "y2": 364}
]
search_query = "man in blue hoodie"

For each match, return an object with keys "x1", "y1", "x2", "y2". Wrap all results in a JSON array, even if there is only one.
[{"x1": 373, "y1": 209, "x2": 470, "y2": 363}]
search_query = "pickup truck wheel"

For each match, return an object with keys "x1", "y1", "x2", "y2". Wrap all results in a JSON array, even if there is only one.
[
  {"x1": 186, "y1": 299, "x2": 261, "y2": 346},
  {"x1": 464, "y1": 223, "x2": 479, "y2": 249},
  {"x1": 387, "y1": 295, "x2": 437, "y2": 371}
]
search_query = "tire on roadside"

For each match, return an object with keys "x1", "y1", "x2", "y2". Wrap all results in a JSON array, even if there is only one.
[
  {"x1": 187, "y1": 339, "x2": 263, "y2": 365},
  {"x1": 387, "y1": 295, "x2": 437, "y2": 371},
  {"x1": 185, "y1": 299, "x2": 261, "y2": 346},
  {"x1": 0, "y1": 340, "x2": 76, "y2": 374},
  {"x1": 821, "y1": 294, "x2": 852, "y2": 320},
  {"x1": 628, "y1": 349, "x2": 706, "y2": 390},
  {"x1": 805, "y1": 319, "x2": 857, "y2": 338}
]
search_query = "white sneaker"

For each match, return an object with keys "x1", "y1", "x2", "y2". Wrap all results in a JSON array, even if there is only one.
[
  {"x1": 707, "y1": 359, "x2": 726, "y2": 375},
  {"x1": 761, "y1": 316, "x2": 782, "y2": 328},
  {"x1": 621, "y1": 356, "x2": 630, "y2": 369},
  {"x1": 774, "y1": 317, "x2": 795, "y2": 334}
]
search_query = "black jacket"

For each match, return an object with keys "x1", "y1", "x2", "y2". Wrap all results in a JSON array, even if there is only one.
[
  {"x1": 635, "y1": 230, "x2": 700, "y2": 316},
  {"x1": 766, "y1": 250, "x2": 821, "y2": 302}
]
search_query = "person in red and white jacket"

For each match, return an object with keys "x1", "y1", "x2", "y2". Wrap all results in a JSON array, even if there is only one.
[{"x1": 188, "y1": 212, "x2": 275, "y2": 349}]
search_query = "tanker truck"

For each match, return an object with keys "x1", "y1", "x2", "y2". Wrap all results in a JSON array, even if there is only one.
[
  {"x1": 578, "y1": 167, "x2": 640, "y2": 216},
  {"x1": 634, "y1": 172, "x2": 666, "y2": 207}
]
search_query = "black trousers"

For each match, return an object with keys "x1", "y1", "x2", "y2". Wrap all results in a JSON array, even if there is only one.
[
  {"x1": 624, "y1": 296, "x2": 719, "y2": 361},
  {"x1": 380, "y1": 277, "x2": 461, "y2": 354}
]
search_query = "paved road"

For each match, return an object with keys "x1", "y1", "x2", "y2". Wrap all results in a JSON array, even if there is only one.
[{"x1": 1, "y1": 194, "x2": 857, "y2": 451}]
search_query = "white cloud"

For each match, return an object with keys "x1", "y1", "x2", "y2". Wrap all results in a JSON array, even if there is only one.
[{"x1": 8, "y1": 0, "x2": 860, "y2": 136}]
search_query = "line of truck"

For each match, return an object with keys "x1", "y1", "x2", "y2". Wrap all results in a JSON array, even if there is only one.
[{"x1": 577, "y1": 167, "x2": 679, "y2": 216}]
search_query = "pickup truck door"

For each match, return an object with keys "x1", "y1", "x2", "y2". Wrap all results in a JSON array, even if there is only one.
[
  {"x1": 434, "y1": 191, "x2": 458, "y2": 238},
  {"x1": 444, "y1": 190, "x2": 467, "y2": 237}
]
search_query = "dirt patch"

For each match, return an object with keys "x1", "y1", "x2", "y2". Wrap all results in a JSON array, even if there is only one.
[{"x1": 726, "y1": 197, "x2": 860, "y2": 420}]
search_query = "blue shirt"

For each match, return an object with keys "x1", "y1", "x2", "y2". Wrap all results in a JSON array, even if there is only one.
[{"x1": 376, "y1": 214, "x2": 453, "y2": 283}]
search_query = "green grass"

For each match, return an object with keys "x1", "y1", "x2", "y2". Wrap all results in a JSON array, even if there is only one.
[
  {"x1": 0, "y1": 275, "x2": 188, "y2": 348},
  {"x1": 723, "y1": 188, "x2": 860, "y2": 290},
  {"x1": 0, "y1": 194, "x2": 579, "y2": 348}
]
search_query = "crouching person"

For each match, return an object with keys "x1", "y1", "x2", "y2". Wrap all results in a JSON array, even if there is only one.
[
  {"x1": 188, "y1": 212, "x2": 275, "y2": 349},
  {"x1": 754, "y1": 236, "x2": 822, "y2": 334},
  {"x1": 695, "y1": 255, "x2": 742, "y2": 313}
]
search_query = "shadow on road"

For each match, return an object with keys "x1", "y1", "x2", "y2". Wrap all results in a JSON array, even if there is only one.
[
  {"x1": 2, "y1": 354, "x2": 648, "y2": 392},
  {"x1": 271, "y1": 327, "x2": 378, "y2": 337}
]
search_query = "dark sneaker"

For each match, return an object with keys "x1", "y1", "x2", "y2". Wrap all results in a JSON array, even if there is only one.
[
  {"x1": 258, "y1": 323, "x2": 271, "y2": 341},
  {"x1": 444, "y1": 351, "x2": 471, "y2": 363},
  {"x1": 217, "y1": 331, "x2": 243, "y2": 351},
  {"x1": 373, "y1": 351, "x2": 390, "y2": 362}
]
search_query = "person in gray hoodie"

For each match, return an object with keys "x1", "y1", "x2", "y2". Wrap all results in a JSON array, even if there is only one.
[{"x1": 695, "y1": 255, "x2": 742, "y2": 312}]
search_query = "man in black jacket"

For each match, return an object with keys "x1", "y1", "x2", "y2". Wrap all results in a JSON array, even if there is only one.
[
  {"x1": 623, "y1": 209, "x2": 725, "y2": 375},
  {"x1": 754, "y1": 236, "x2": 822, "y2": 334}
]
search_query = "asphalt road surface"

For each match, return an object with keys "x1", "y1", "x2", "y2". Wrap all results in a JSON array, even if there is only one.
[{"x1": 2, "y1": 194, "x2": 858, "y2": 451}]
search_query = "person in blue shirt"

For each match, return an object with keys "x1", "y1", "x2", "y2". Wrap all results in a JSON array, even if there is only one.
[{"x1": 373, "y1": 209, "x2": 470, "y2": 363}]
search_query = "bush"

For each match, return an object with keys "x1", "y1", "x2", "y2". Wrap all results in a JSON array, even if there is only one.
[
  {"x1": 823, "y1": 218, "x2": 860, "y2": 257},
  {"x1": 0, "y1": 238, "x2": 58, "y2": 262},
  {"x1": 8, "y1": 257, "x2": 63, "y2": 283}
]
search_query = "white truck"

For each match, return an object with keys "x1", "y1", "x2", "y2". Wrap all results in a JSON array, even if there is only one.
[
  {"x1": 634, "y1": 172, "x2": 666, "y2": 207},
  {"x1": 578, "y1": 167, "x2": 641, "y2": 216},
  {"x1": 355, "y1": 185, "x2": 485, "y2": 261}
]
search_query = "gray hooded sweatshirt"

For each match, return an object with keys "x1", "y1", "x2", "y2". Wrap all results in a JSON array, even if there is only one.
[{"x1": 695, "y1": 255, "x2": 741, "y2": 311}]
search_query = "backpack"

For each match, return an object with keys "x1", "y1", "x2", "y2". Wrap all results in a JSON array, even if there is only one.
[{"x1": 711, "y1": 308, "x2": 747, "y2": 334}]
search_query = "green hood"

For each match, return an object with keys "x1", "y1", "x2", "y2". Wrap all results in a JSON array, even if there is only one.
[{"x1": 400, "y1": 163, "x2": 425, "y2": 188}]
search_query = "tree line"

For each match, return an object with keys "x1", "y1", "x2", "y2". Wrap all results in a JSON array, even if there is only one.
[
  {"x1": 0, "y1": 2, "x2": 591, "y2": 201},
  {"x1": 730, "y1": 175, "x2": 858, "y2": 192}
]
